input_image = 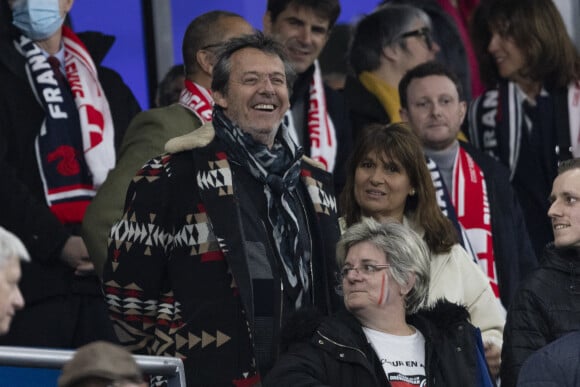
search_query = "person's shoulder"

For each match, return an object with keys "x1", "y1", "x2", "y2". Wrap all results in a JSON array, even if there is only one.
[
  {"x1": 164, "y1": 122, "x2": 215, "y2": 154},
  {"x1": 459, "y1": 141, "x2": 510, "y2": 179}
]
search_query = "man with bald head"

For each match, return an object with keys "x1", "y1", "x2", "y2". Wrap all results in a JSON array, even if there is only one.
[{"x1": 82, "y1": 11, "x2": 254, "y2": 275}]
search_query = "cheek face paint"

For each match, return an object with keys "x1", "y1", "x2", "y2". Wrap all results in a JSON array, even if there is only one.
[{"x1": 377, "y1": 272, "x2": 387, "y2": 305}]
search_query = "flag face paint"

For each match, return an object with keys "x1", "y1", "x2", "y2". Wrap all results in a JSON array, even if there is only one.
[{"x1": 378, "y1": 272, "x2": 388, "y2": 306}]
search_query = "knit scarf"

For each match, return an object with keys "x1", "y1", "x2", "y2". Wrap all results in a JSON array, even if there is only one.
[
  {"x1": 14, "y1": 26, "x2": 115, "y2": 224},
  {"x1": 451, "y1": 147, "x2": 499, "y2": 298},
  {"x1": 426, "y1": 157, "x2": 477, "y2": 261},
  {"x1": 284, "y1": 61, "x2": 337, "y2": 172},
  {"x1": 178, "y1": 79, "x2": 213, "y2": 123},
  {"x1": 358, "y1": 71, "x2": 402, "y2": 123},
  {"x1": 212, "y1": 106, "x2": 310, "y2": 308},
  {"x1": 469, "y1": 81, "x2": 580, "y2": 180}
]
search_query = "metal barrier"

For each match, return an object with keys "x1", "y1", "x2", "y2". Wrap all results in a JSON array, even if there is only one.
[{"x1": 0, "y1": 346, "x2": 186, "y2": 387}]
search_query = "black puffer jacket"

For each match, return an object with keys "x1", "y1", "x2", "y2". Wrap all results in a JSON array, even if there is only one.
[
  {"x1": 264, "y1": 301, "x2": 493, "y2": 386},
  {"x1": 501, "y1": 244, "x2": 580, "y2": 387}
]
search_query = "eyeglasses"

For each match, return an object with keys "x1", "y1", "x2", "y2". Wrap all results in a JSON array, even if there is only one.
[
  {"x1": 340, "y1": 263, "x2": 391, "y2": 279},
  {"x1": 400, "y1": 27, "x2": 433, "y2": 51}
]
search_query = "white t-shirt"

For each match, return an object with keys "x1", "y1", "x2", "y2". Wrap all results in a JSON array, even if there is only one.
[{"x1": 362, "y1": 326, "x2": 427, "y2": 387}]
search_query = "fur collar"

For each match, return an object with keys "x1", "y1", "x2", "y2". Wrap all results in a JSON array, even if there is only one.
[
  {"x1": 164, "y1": 121, "x2": 326, "y2": 170},
  {"x1": 164, "y1": 122, "x2": 215, "y2": 153}
]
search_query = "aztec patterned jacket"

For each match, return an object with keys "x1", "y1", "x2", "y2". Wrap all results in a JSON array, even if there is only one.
[{"x1": 102, "y1": 123, "x2": 341, "y2": 386}]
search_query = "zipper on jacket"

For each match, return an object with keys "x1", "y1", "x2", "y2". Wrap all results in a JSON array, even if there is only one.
[
  {"x1": 316, "y1": 331, "x2": 368, "y2": 359},
  {"x1": 296, "y1": 191, "x2": 315, "y2": 304}
]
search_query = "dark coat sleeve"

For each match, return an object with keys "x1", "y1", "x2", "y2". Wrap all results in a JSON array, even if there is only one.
[
  {"x1": 501, "y1": 285, "x2": 551, "y2": 387},
  {"x1": 0, "y1": 161, "x2": 69, "y2": 263}
]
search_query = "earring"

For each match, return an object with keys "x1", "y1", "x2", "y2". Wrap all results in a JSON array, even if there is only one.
[{"x1": 410, "y1": 189, "x2": 416, "y2": 196}]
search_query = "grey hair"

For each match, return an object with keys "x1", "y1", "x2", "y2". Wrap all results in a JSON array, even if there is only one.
[
  {"x1": 336, "y1": 218, "x2": 430, "y2": 314},
  {"x1": 0, "y1": 227, "x2": 30, "y2": 267},
  {"x1": 349, "y1": 3, "x2": 432, "y2": 74},
  {"x1": 211, "y1": 32, "x2": 296, "y2": 97}
]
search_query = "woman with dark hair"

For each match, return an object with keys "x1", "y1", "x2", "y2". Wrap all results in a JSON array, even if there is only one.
[
  {"x1": 340, "y1": 122, "x2": 505, "y2": 377},
  {"x1": 468, "y1": 0, "x2": 580, "y2": 259}
]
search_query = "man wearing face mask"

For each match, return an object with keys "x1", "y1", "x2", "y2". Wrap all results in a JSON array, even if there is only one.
[{"x1": 0, "y1": 0, "x2": 140, "y2": 348}]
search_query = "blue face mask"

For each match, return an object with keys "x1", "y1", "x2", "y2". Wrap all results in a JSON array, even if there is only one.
[{"x1": 12, "y1": 0, "x2": 65, "y2": 41}]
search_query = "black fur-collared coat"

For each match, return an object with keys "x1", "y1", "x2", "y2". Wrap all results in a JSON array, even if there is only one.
[{"x1": 264, "y1": 300, "x2": 495, "y2": 387}]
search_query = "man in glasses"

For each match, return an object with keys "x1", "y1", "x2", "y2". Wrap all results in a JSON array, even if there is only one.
[
  {"x1": 344, "y1": 3, "x2": 439, "y2": 140},
  {"x1": 82, "y1": 11, "x2": 254, "y2": 277}
]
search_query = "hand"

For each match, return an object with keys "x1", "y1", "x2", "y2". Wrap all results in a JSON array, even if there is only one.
[
  {"x1": 60, "y1": 236, "x2": 95, "y2": 275},
  {"x1": 484, "y1": 341, "x2": 501, "y2": 378}
]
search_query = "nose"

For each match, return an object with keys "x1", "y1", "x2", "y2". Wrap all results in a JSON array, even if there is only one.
[
  {"x1": 548, "y1": 199, "x2": 561, "y2": 219},
  {"x1": 488, "y1": 33, "x2": 500, "y2": 54},
  {"x1": 297, "y1": 26, "x2": 312, "y2": 44},
  {"x1": 259, "y1": 76, "x2": 275, "y2": 95},
  {"x1": 431, "y1": 40, "x2": 440, "y2": 54},
  {"x1": 12, "y1": 287, "x2": 25, "y2": 310}
]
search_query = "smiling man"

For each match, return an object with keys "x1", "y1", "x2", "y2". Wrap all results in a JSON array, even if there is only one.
[
  {"x1": 263, "y1": 0, "x2": 351, "y2": 195},
  {"x1": 102, "y1": 33, "x2": 341, "y2": 387},
  {"x1": 501, "y1": 158, "x2": 580, "y2": 387}
]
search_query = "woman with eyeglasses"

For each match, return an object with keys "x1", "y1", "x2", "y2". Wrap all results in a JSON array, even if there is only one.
[
  {"x1": 344, "y1": 3, "x2": 440, "y2": 141},
  {"x1": 264, "y1": 219, "x2": 494, "y2": 386},
  {"x1": 340, "y1": 122, "x2": 504, "y2": 376}
]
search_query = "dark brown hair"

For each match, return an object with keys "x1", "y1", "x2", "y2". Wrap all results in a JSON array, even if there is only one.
[
  {"x1": 471, "y1": 0, "x2": 580, "y2": 89},
  {"x1": 340, "y1": 123, "x2": 458, "y2": 254}
]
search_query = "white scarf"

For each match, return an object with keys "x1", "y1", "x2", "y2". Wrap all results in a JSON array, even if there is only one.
[
  {"x1": 285, "y1": 61, "x2": 337, "y2": 172},
  {"x1": 62, "y1": 26, "x2": 115, "y2": 188}
]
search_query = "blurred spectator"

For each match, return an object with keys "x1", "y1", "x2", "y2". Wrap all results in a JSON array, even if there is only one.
[
  {"x1": 154, "y1": 64, "x2": 185, "y2": 107},
  {"x1": 501, "y1": 158, "x2": 580, "y2": 387},
  {"x1": 0, "y1": 226, "x2": 29, "y2": 336},
  {"x1": 344, "y1": 4, "x2": 439, "y2": 138},
  {"x1": 82, "y1": 11, "x2": 254, "y2": 277},
  {"x1": 263, "y1": 0, "x2": 352, "y2": 195},
  {"x1": 468, "y1": 0, "x2": 580, "y2": 259},
  {"x1": 58, "y1": 341, "x2": 147, "y2": 387},
  {"x1": 0, "y1": 0, "x2": 140, "y2": 348},
  {"x1": 382, "y1": 0, "x2": 478, "y2": 101}
]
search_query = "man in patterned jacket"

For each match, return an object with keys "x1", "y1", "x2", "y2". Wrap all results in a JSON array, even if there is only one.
[{"x1": 103, "y1": 33, "x2": 341, "y2": 386}]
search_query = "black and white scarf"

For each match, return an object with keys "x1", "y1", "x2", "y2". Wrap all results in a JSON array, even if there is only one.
[
  {"x1": 212, "y1": 106, "x2": 310, "y2": 308},
  {"x1": 469, "y1": 80, "x2": 580, "y2": 180}
]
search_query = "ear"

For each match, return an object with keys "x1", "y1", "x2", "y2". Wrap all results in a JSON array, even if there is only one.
[
  {"x1": 458, "y1": 100, "x2": 467, "y2": 122},
  {"x1": 63, "y1": 0, "x2": 75, "y2": 13},
  {"x1": 382, "y1": 44, "x2": 398, "y2": 62},
  {"x1": 212, "y1": 90, "x2": 228, "y2": 109},
  {"x1": 401, "y1": 273, "x2": 416, "y2": 296},
  {"x1": 196, "y1": 49, "x2": 214, "y2": 76},
  {"x1": 400, "y1": 107, "x2": 409, "y2": 122},
  {"x1": 263, "y1": 12, "x2": 273, "y2": 34}
]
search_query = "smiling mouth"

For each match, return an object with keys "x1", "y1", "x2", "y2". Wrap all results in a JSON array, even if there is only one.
[
  {"x1": 253, "y1": 103, "x2": 276, "y2": 112},
  {"x1": 553, "y1": 224, "x2": 569, "y2": 230},
  {"x1": 366, "y1": 190, "x2": 385, "y2": 197}
]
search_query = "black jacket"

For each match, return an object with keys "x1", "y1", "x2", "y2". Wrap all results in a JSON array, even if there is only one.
[
  {"x1": 264, "y1": 301, "x2": 494, "y2": 386},
  {"x1": 501, "y1": 244, "x2": 580, "y2": 387},
  {"x1": 344, "y1": 74, "x2": 390, "y2": 140},
  {"x1": 0, "y1": 30, "x2": 141, "y2": 303}
]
